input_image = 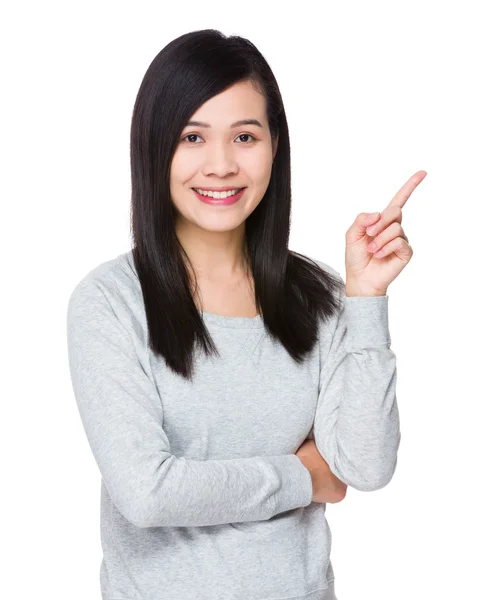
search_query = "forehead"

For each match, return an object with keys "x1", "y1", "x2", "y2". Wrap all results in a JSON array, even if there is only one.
[{"x1": 187, "y1": 80, "x2": 267, "y2": 127}]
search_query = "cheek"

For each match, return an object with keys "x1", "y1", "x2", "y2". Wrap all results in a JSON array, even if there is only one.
[
  {"x1": 242, "y1": 151, "x2": 273, "y2": 182},
  {"x1": 170, "y1": 149, "x2": 196, "y2": 182}
]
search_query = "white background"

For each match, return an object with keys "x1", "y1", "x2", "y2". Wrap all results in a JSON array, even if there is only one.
[{"x1": 2, "y1": 1, "x2": 495, "y2": 599}]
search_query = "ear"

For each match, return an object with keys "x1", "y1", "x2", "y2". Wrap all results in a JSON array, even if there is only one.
[{"x1": 272, "y1": 135, "x2": 279, "y2": 161}]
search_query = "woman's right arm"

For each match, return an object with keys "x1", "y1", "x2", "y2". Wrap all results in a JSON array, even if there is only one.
[
  {"x1": 296, "y1": 439, "x2": 347, "y2": 503},
  {"x1": 66, "y1": 277, "x2": 313, "y2": 528}
]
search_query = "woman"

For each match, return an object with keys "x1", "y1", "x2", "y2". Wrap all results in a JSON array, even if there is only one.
[{"x1": 67, "y1": 28, "x2": 421, "y2": 600}]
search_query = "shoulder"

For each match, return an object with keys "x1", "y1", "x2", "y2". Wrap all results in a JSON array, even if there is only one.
[
  {"x1": 67, "y1": 250, "x2": 149, "y2": 356},
  {"x1": 294, "y1": 253, "x2": 346, "y2": 334},
  {"x1": 67, "y1": 250, "x2": 134, "y2": 311},
  {"x1": 291, "y1": 250, "x2": 344, "y2": 286},
  {"x1": 306, "y1": 256, "x2": 343, "y2": 283}
]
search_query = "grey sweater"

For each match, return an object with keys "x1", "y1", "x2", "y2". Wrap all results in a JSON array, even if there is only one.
[{"x1": 66, "y1": 249, "x2": 400, "y2": 600}]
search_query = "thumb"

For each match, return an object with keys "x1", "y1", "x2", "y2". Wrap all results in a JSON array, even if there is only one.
[{"x1": 346, "y1": 211, "x2": 381, "y2": 244}]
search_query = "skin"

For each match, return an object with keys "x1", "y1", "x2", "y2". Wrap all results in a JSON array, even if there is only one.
[
  {"x1": 169, "y1": 79, "x2": 278, "y2": 283},
  {"x1": 345, "y1": 171, "x2": 428, "y2": 297},
  {"x1": 295, "y1": 439, "x2": 348, "y2": 503}
]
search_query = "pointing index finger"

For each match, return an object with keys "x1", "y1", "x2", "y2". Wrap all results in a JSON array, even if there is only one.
[{"x1": 387, "y1": 170, "x2": 428, "y2": 210}]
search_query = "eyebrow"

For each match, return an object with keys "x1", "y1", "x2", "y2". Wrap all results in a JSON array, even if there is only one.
[{"x1": 185, "y1": 119, "x2": 264, "y2": 129}]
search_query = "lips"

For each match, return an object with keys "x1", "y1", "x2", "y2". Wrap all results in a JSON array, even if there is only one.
[{"x1": 192, "y1": 187, "x2": 246, "y2": 206}]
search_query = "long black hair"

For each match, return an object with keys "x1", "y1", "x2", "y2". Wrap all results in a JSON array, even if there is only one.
[{"x1": 128, "y1": 28, "x2": 344, "y2": 381}]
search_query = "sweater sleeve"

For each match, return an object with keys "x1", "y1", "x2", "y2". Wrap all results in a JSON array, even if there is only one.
[
  {"x1": 313, "y1": 275, "x2": 401, "y2": 492},
  {"x1": 66, "y1": 277, "x2": 313, "y2": 528}
]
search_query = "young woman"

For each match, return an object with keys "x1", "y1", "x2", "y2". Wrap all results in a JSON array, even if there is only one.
[{"x1": 67, "y1": 28, "x2": 421, "y2": 600}]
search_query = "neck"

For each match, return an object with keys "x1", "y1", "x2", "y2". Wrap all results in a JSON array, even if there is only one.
[{"x1": 175, "y1": 219, "x2": 250, "y2": 281}]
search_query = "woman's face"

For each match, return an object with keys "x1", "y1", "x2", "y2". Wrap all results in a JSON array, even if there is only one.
[{"x1": 170, "y1": 79, "x2": 278, "y2": 234}]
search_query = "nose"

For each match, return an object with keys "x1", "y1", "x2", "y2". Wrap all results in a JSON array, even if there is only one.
[{"x1": 201, "y1": 141, "x2": 239, "y2": 178}]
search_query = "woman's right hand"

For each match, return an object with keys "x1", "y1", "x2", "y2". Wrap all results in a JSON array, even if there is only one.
[{"x1": 295, "y1": 438, "x2": 348, "y2": 503}]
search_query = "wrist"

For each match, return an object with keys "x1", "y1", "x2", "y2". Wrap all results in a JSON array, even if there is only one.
[{"x1": 345, "y1": 285, "x2": 387, "y2": 297}]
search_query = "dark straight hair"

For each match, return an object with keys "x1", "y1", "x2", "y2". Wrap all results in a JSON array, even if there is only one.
[{"x1": 128, "y1": 28, "x2": 344, "y2": 381}]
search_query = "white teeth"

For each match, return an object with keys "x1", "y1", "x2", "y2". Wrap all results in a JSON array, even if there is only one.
[{"x1": 193, "y1": 188, "x2": 242, "y2": 199}]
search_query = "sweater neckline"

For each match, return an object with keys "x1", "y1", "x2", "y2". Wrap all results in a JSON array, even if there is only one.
[{"x1": 201, "y1": 311, "x2": 264, "y2": 329}]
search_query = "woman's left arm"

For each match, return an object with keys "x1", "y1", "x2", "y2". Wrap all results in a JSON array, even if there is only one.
[
  {"x1": 314, "y1": 170, "x2": 427, "y2": 491},
  {"x1": 313, "y1": 288, "x2": 401, "y2": 492}
]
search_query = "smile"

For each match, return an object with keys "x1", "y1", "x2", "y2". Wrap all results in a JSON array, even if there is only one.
[{"x1": 192, "y1": 187, "x2": 246, "y2": 206}]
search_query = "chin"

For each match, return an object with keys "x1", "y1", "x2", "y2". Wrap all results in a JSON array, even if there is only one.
[{"x1": 195, "y1": 217, "x2": 246, "y2": 233}]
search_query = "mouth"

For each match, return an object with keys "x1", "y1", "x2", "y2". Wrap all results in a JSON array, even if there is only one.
[
  {"x1": 192, "y1": 186, "x2": 246, "y2": 194},
  {"x1": 192, "y1": 187, "x2": 247, "y2": 206}
]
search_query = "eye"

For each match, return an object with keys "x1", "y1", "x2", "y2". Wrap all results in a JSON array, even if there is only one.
[
  {"x1": 181, "y1": 133, "x2": 203, "y2": 144},
  {"x1": 236, "y1": 133, "x2": 256, "y2": 143},
  {"x1": 180, "y1": 133, "x2": 257, "y2": 144}
]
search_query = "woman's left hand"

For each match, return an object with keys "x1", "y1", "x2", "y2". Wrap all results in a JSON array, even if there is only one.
[{"x1": 344, "y1": 170, "x2": 428, "y2": 296}]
